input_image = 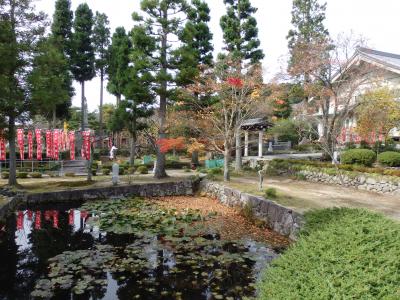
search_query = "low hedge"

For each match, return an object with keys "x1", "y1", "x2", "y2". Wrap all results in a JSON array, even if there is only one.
[
  {"x1": 137, "y1": 165, "x2": 148, "y2": 174},
  {"x1": 258, "y1": 208, "x2": 400, "y2": 299},
  {"x1": 102, "y1": 168, "x2": 110, "y2": 175},
  {"x1": 30, "y1": 172, "x2": 42, "y2": 178},
  {"x1": 1, "y1": 172, "x2": 9, "y2": 179},
  {"x1": 377, "y1": 151, "x2": 400, "y2": 167},
  {"x1": 17, "y1": 172, "x2": 28, "y2": 179},
  {"x1": 340, "y1": 149, "x2": 376, "y2": 166}
]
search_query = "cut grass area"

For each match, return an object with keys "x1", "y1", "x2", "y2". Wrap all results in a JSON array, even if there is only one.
[
  {"x1": 258, "y1": 208, "x2": 400, "y2": 299},
  {"x1": 220, "y1": 179, "x2": 321, "y2": 212}
]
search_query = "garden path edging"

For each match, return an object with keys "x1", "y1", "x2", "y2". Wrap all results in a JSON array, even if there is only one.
[{"x1": 198, "y1": 180, "x2": 304, "y2": 239}]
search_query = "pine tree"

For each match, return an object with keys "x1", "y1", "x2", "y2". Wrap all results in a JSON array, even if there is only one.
[
  {"x1": 220, "y1": 0, "x2": 264, "y2": 64},
  {"x1": 134, "y1": 0, "x2": 189, "y2": 179},
  {"x1": 107, "y1": 27, "x2": 131, "y2": 106},
  {"x1": 0, "y1": 0, "x2": 46, "y2": 186},
  {"x1": 29, "y1": 38, "x2": 72, "y2": 128},
  {"x1": 220, "y1": 0, "x2": 264, "y2": 171},
  {"x1": 93, "y1": 12, "x2": 110, "y2": 136},
  {"x1": 175, "y1": 0, "x2": 213, "y2": 88},
  {"x1": 70, "y1": 3, "x2": 95, "y2": 132},
  {"x1": 50, "y1": 0, "x2": 74, "y2": 122},
  {"x1": 287, "y1": 0, "x2": 329, "y2": 70},
  {"x1": 51, "y1": 0, "x2": 73, "y2": 60}
]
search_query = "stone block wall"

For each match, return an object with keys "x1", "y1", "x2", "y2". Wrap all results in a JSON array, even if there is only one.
[
  {"x1": 299, "y1": 170, "x2": 400, "y2": 195},
  {"x1": 199, "y1": 180, "x2": 304, "y2": 239}
]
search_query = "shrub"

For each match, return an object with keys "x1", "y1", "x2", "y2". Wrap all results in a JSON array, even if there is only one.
[
  {"x1": 182, "y1": 166, "x2": 191, "y2": 173},
  {"x1": 30, "y1": 172, "x2": 42, "y2": 178},
  {"x1": 207, "y1": 167, "x2": 223, "y2": 175},
  {"x1": 137, "y1": 165, "x2": 148, "y2": 174},
  {"x1": 91, "y1": 170, "x2": 97, "y2": 176},
  {"x1": 102, "y1": 168, "x2": 110, "y2": 175},
  {"x1": 264, "y1": 187, "x2": 277, "y2": 199},
  {"x1": 65, "y1": 172, "x2": 75, "y2": 177},
  {"x1": 119, "y1": 167, "x2": 125, "y2": 175},
  {"x1": 127, "y1": 167, "x2": 136, "y2": 174},
  {"x1": 165, "y1": 160, "x2": 191, "y2": 169},
  {"x1": 340, "y1": 149, "x2": 376, "y2": 166},
  {"x1": 383, "y1": 169, "x2": 400, "y2": 177},
  {"x1": 1, "y1": 172, "x2": 9, "y2": 179},
  {"x1": 17, "y1": 172, "x2": 28, "y2": 179},
  {"x1": 258, "y1": 208, "x2": 400, "y2": 299},
  {"x1": 196, "y1": 167, "x2": 207, "y2": 173},
  {"x1": 377, "y1": 151, "x2": 400, "y2": 167}
]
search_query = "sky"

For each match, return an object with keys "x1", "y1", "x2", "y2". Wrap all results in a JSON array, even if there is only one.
[{"x1": 33, "y1": 0, "x2": 400, "y2": 112}]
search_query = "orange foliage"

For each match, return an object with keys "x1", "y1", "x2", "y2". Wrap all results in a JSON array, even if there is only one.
[{"x1": 156, "y1": 137, "x2": 186, "y2": 153}]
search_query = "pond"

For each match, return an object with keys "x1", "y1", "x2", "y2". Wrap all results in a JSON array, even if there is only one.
[{"x1": 0, "y1": 197, "x2": 283, "y2": 300}]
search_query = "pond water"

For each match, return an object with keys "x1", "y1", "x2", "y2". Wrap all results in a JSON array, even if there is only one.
[{"x1": 0, "y1": 198, "x2": 278, "y2": 300}]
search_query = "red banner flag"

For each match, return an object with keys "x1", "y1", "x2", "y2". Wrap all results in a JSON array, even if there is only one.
[
  {"x1": 35, "y1": 129, "x2": 42, "y2": 160},
  {"x1": 0, "y1": 131, "x2": 5, "y2": 161},
  {"x1": 53, "y1": 130, "x2": 59, "y2": 159},
  {"x1": 82, "y1": 131, "x2": 91, "y2": 160},
  {"x1": 46, "y1": 130, "x2": 52, "y2": 158},
  {"x1": 28, "y1": 131, "x2": 33, "y2": 160},
  {"x1": 69, "y1": 131, "x2": 75, "y2": 160},
  {"x1": 17, "y1": 128, "x2": 24, "y2": 160}
]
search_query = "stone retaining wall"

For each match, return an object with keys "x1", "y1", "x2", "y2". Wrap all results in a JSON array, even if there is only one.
[
  {"x1": 0, "y1": 180, "x2": 196, "y2": 220},
  {"x1": 199, "y1": 180, "x2": 304, "y2": 239},
  {"x1": 299, "y1": 170, "x2": 400, "y2": 195}
]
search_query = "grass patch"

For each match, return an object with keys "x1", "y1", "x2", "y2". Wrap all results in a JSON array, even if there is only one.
[{"x1": 258, "y1": 208, "x2": 400, "y2": 299}]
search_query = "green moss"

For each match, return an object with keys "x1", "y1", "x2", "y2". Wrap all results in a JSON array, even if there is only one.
[{"x1": 258, "y1": 208, "x2": 400, "y2": 299}]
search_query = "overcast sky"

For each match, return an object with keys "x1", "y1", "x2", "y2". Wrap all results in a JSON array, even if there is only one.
[{"x1": 34, "y1": 0, "x2": 400, "y2": 112}]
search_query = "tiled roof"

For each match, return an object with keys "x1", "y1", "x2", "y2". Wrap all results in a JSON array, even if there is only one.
[{"x1": 357, "y1": 47, "x2": 400, "y2": 72}]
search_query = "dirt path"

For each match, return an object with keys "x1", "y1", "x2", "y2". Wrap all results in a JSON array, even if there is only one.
[{"x1": 227, "y1": 176, "x2": 400, "y2": 220}]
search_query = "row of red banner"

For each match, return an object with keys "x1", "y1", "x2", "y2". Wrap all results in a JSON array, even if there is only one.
[
  {"x1": 338, "y1": 128, "x2": 385, "y2": 145},
  {"x1": 0, "y1": 130, "x2": 92, "y2": 161}
]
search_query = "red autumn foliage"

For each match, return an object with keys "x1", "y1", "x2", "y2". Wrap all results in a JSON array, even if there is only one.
[
  {"x1": 275, "y1": 99, "x2": 286, "y2": 105},
  {"x1": 227, "y1": 77, "x2": 243, "y2": 88},
  {"x1": 156, "y1": 137, "x2": 186, "y2": 153}
]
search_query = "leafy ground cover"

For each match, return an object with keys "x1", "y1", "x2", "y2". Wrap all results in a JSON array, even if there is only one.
[{"x1": 258, "y1": 208, "x2": 400, "y2": 299}]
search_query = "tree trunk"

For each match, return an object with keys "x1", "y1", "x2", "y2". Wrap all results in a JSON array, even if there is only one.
[
  {"x1": 86, "y1": 142, "x2": 93, "y2": 182},
  {"x1": 81, "y1": 81, "x2": 85, "y2": 131},
  {"x1": 52, "y1": 107, "x2": 57, "y2": 129},
  {"x1": 154, "y1": 7, "x2": 168, "y2": 179},
  {"x1": 116, "y1": 94, "x2": 121, "y2": 106},
  {"x1": 223, "y1": 145, "x2": 231, "y2": 182},
  {"x1": 191, "y1": 151, "x2": 199, "y2": 166},
  {"x1": 235, "y1": 127, "x2": 242, "y2": 171},
  {"x1": 129, "y1": 132, "x2": 136, "y2": 166},
  {"x1": 8, "y1": 117, "x2": 17, "y2": 186},
  {"x1": 99, "y1": 69, "x2": 104, "y2": 138}
]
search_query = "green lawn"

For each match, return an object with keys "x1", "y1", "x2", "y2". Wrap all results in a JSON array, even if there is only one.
[{"x1": 258, "y1": 208, "x2": 400, "y2": 299}]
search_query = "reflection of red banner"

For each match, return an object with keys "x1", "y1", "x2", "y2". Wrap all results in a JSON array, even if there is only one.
[
  {"x1": 35, "y1": 129, "x2": 42, "y2": 160},
  {"x1": 0, "y1": 132, "x2": 5, "y2": 161},
  {"x1": 68, "y1": 209, "x2": 74, "y2": 225},
  {"x1": 53, "y1": 130, "x2": 59, "y2": 159},
  {"x1": 28, "y1": 131, "x2": 33, "y2": 160},
  {"x1": 46, "y1": 130, "x2": 52, "y2": 158},
  {"x1": 35, "y1": 211, "x2": 41, "y2": 229},
  {"x1": 69, "y1": 131, "x2": 75, "y2": 160},
  {"x1": 17, "y1": 211, "x2": 24, "y2": 230},
  {"x1": 53, "y1": 210, "x2": 59, "y2": 228},
  {"x1": 17, "y1": 129, "x2": 24, "y2": 160}
]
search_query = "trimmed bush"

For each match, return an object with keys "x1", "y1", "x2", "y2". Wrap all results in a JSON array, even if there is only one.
[
  {"x1": 30, "y1": 172, "x2": 42, "y2": 178},
  {"x1": 119, "y1": 167, "x2": 125, "y2": 175},
  {"x1": 127, "y1": 167, "x2": 136, "y2": 174},
  {"x1": 17, "y1": 172, "x2": 28, "y2": 179},
  {"x1": 340, "y1": 149, "x2": 376, "y2": 166},
  {"x1": 137, "y1": 165, "x2": 148, "y2": 174},
  {"x1": 102, "y1": 168, "x2": 110, "y2": 175},
  {"x1": 258, "y1": 208, "x2": 400, "y2": 299},
  {"x1": 377, "y1": 151, "x2": 400, "y2": 167},
  {"x1": 1, "y1": 172, "x2": 9, "y2": 179},
  {"x1": 65, "y1": 172, "x2": 76, "y2": 177},
  {"x1": 207, "y1": 167, "x2": 223, "y2": 175},
  {"x1": 264, "y1": 187, "x2": 277, "y2": 199}
]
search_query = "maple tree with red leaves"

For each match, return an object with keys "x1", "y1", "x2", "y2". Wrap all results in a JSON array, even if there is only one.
[
  {"x1": 227, "y1": 77, "x2": 243, "y2": 88},
  {"x1": 156, "y1": 137, "x2": 186, "y2": 154}
]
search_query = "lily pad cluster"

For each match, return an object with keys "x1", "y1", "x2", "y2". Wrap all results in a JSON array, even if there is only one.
[
  {"x1": 31, "y1": 197, "x2": 274, "y2": 299},
  {"x1": 81, "y1": 198, "x2": 207, "y2": 235}
]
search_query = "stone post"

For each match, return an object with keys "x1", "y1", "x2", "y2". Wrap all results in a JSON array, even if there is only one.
[
  {"x1": 244, "y1": 131, "x2": 249, "y2": 157},
  {"x1": 258, "y1": 131, "x2": 263, "y2": 157},
  {"x1": 112, "y1": 163, "x2": 119, "y2": 186}
]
